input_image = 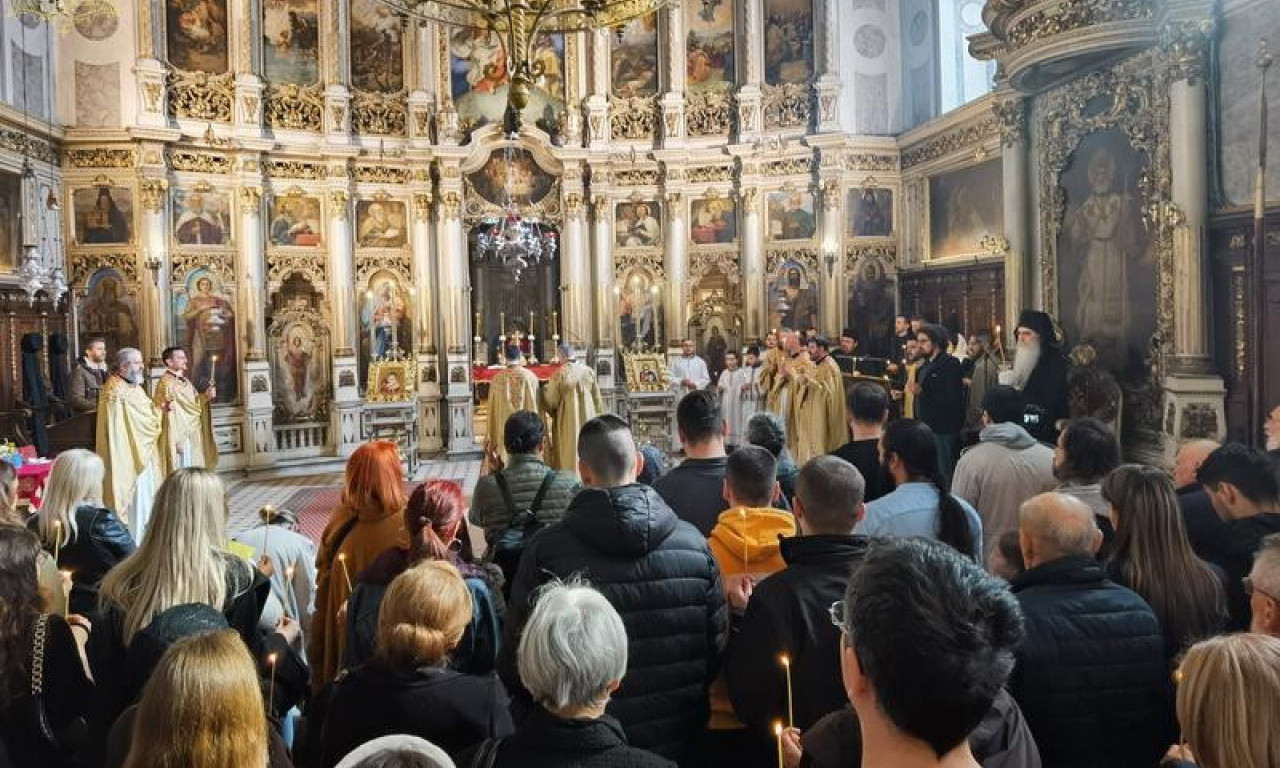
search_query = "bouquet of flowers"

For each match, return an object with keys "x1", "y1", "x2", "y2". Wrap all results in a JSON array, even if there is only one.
[{"x1": 0, "y1": 441, "x2": 22, "y2": 468}]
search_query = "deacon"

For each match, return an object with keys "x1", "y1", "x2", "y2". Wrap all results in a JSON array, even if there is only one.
[
  {"x1": 777, "y1": 331, "x2": 819, "y2": 462},
  {"x1": 739, "y1": 346, "x2": 764, "y2": 441},
  {"x1": 758, "y1": 331, "x2": 786, "y2": 413},
  {"x1": 540, "y1": 343, "x2": 604, "y2": 474},
  {"x1": 669, "y1": 338, "x2": 710, "y2": 452},
  {"x1": 808, "y1": 336, "x2": 849, "y2": 453},
  {"x1": 716, "y1": 349, "x2": 746, "y2": 449},
  {"x1": 69, "y1": 336, "x2": 109, "y2": 414},
  {"x1": 1011, "y1": 309, "x2": 1069, "y2": 442},
  {"x1": 154, "y1": 346, "x2": 218, "y2": 475},
  {"x1": 485, "y1": 345, "x2": 541, "y2": 467},
  {"x1": 96, "y1": 347, "x2": 164, "y2": 541}
]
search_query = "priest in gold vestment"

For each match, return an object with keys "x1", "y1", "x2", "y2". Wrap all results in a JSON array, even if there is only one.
[
  {"x1": 758, "y1": 331, "x2": 786, "y2": 414},
  {"x1": 154, "y1": 346, "x2": 218, "y2": 475},
  {"x1": 485, "y1": 345, "x2": 541, "y2": 466},
  {"x1": 806, "y1": 337, "x2": 850, "y2": 452},
  {"x1": 777, "y1": 334, "x2": 820, "y2": 463},
  {"x1": 540, "y1": 344, "x2": 604, "y2": 474},
  {"x1": 96, "y1": 347, "x2": 163, "y2": 541}
]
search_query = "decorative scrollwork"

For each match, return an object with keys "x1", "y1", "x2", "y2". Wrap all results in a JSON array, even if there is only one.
[
  {"x1": 413, "y1": 192, "x2": 434, "y2": 221},
  {"x1": 172, "y1": 251, "x2": 234, "y2": 284},
  {"x1": 687, "y1": 164, "x2": 735, "y2": 184},
  {"x1": 1004, "y1": 0, "x2": 1153, "y2": 49},
  {"x1": 264, "y1": 159, "x2": 327, "y2": 180},
  {"x1": 901, "y1": 116, "x2": 1001, "y2": 169},
  {"x1": 139, "y1": 178, "x2": 168, "y2": 212},
  {"x1": 844, "y1": 244, "x2": 898, "y2": 284},
  {"x1": 351, "y1": 90, "x2": 408, "y2": 136},
  {"x1": 991, "y1": 98, "x2": 1027, "y2": 147},
  {"x1": 687, "y1": 250, "x2": 742, "y2": 301},
  {"x1": 766, "y1": 247, "x2": 820, "y2": 275},
  {"x1": 166, "y1": 69, "x2": 235, "y2": 122},
  {"x1": 70, "y1": 252, "x2": 138, "y2": 285},
  {"x1": 65, "y1": 148, "x2": 135, "y2": 168},
  {"x1": 0, "y1": 128, "x2": 58, "y2": 164},
  {"x1": 268, "y1": 252, "x2": 328, "y2": 290},
  {"x1": 610, "y1": 96, "x2": 659, "y2": 140},
  {"x1": 265, "y1": 83, "x2": 324, "y2": 131},
  {"x1": 167, "y1": 149, "x2": 235, "y2": 174},
  {"x1": 440, "y1": 191, "x2": 462, "y2": 220},
  {"x1": 685, "y1": 88, "x2": 734, "y2": 136},
  {"x1": 613, "y1": 251, "x2": 666, "y2": 284},
  {"x1": 843, "y1": 153, "x2": 898, "y2": 172},
  {"x1": 356, "y1": 253, "x2": 412, "y2": 287},
  {"x1": 1159, "y1": 19, "x2": 1215, "y2": 85},
  {"x1": 614, "y1": 167, "x2": 660, "y2": 186},
  {"x1": 762, "y1": 83, "x2": 811, "y2": 130},
  {"x1": 354, "y1": 165, "x2": 409, "y2": 184},
  {"x1": 763, "y1": 156, "x2": 813, "y2": 176}
]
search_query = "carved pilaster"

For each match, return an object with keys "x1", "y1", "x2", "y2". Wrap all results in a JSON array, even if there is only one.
[
  {"x1": 413, "y1": 192, "x2": 434, "y2": 221},
  {"x1": 1160, "y1": 19, "x2": 1215, "y2": 85},
  {"x1": 139, "y1": 178, "x2": 168, "y2": 213},
  {"x1": 239, "y1": 186, "x2": 262, "y2": 213},
  {"x1": 330, "y1": 190, "x2": 349, "y2": 219},
  {"x1": 440, "y1": 191, "x2": 462, "y2": 220},
  {"x1": 992, "y1": 97, "x2": 1027, "y2": 147}
]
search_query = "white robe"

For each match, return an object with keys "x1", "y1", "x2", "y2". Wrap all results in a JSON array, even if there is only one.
[
  {"x1": 718, "y1": 367, "x2": 746, "y2": 446},
  {"x1": 131, "y1": 464, "x2": 157, "y2": 544},
  {"x1": 669, "y1": 354, "x2": 711, "y2": 450},
  {"x1": 739, "y1": 364, "x2": 763, "y2": 441}
]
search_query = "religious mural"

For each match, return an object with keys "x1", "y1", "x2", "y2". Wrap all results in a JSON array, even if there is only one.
[
  {"x1": 165, "y1": 0, "x2": 229, "y2": 73},
  {"x1": 269, "y1": 275, "x2": 330, "y2": 422},
  {"x1": 764, "y1": 0, "x2": 813, "y2": 85},
  {"x1": 262, "y1": 0, "x2": 319, "y2": 84},
  {"x1": 685, "y1": 0, "x2": 735, "y2": 92},
  {"x1": 846, "y1": 258, "x2": 896, "y2": 358},
  {"x1": 0, "y1": 173, "x2": 17, "y2": 271},
  {"x1": 768, "y1": 261, "x2": 818, "y2": 332},
  {"x1": 73, "y1": 186, "x2": 132, "y2": 245},
  {"x1": 849, "y1": 187, "x2": 893, "y2": 238},
  {"x1": 79, "y1": 269, "x2": 139, "y2": 354},
  {"x1": 1217, "y1": 1, "x2": 1280, "y2": 206},
  {"x1": 690, "y1": 197, "x2": 738, "y2": 244},
  {"x1": 467, "y1": 150, "x2": 556, "y2": 207},
  {"x1": 172, "y1": 187, "x2": 232, "y2": 246},
  {"x1": 766, "y1": 191, "x2": 816, "y2": 241},
  {"x1": 349, "y1": 0, "x2": 403, "y2": 92},
  {"x1": 450, "y1": 29, "x2": 565, "y2": 128},
  {"x1": 619, "y1": 267, "x2": 661, "y2": 350},
  {"x1": 174, "y1": 268, "x2": 238, "y2": 401},
  {"x1": 268, "y1": 194, "x2": 322, "y2": 247},
  {"x1": 1056, "y1": 129, "x2": 1154, "y2": 378},
  {"x1": 928, "y1": 158, "x2": 1003, "y2": 259},
  {"x1": 355, "y1": 199, "x2": 407, "y2": 248},
  {"x1": 611, "y1": 12, "x2": 659, "y2": 97},
  {"x1": 614, "y1": 201, "x2": 662, "y2": 247},
  {"x1": 359, "y1": 270, "x2": 411, "y2": 384}
]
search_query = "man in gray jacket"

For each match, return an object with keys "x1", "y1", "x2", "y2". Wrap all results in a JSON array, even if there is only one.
[
  {"x1": 953, "y1": 386, "x2": 1056, "y2": 560},
  {"x1": 68, "y1": 337, "x2": 109, "y2": 414}
]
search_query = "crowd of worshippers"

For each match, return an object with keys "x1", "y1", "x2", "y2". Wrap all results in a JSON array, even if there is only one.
[{"x1": 6, "y1": 350, "x2": 1280, "y2": 767}]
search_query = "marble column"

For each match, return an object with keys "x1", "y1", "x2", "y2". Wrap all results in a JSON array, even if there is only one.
[
  {"x1": 995, "y1": 95, "x2": 1030, "y2": 346},
  {"x1": 560, "y1": 194, "x2": 591, "y2": 345},
  {"x1": 590, "y1": 195, "x2": 614, "y2": 347},
  {"x1": 819, "y1": 180, "x2": 843, "y2": 336},
  {"x1": 814, "y1": 0, "x2": 842, "y2": 132},
  {"x1": 328, "y1": 187, "x2": 361, "y2": 456},
  {"x1": 664, "y1": 192, "x2": 687, "y2": 348},
  {"x1": 138, "y1": 179, "x2": 169, "y2": 370},
  {"x1": 741, "y1": 187, "x2": 765, "y2": 338},
  {"x1": 239, "y1": 184, "x2": 275, "y2": 467},
  {"x1": 736, "y1": 0, "x2": 764, "y2": 142},
  {"x1": 585, "y1": 29, "x2": 611, "y2": 148},
  {"x1": 412, "y1": 191, "x2": 443, "y2": 453},
  {"x1": 660, "y1": 5, "x2": 686, "y2": 144},
  {"x1": 438, "y1": 188, "x2": 479, "y2": 456}
]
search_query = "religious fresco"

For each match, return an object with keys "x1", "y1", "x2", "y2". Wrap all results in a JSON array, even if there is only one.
[
  {"x1": 79, "y1": 268, "x2": 139, "y2": 354},
  {"x1": 270, "y1": 303, "x2": 330, "y2": 422},
  {"x1": 848, "y1": 187, "x2": 894, "y2": 238},
  {"x1": 172, "y1": 187, "x2": 232, "y2": 246},
  {"x1": 355, "y1": 199, "x2": 407, "y2": 248},
  {"x1": 73, "y1": 186, "x2": 132, "y2": 245},
  {"x1": 614, "y1": 201, "x2": 662, "y2": 247},
  {"x1": 690, "y1": 197, "x2": 738, "y2": 244},
  {"x1": 450, "y1": 29, "x2": 565, "y2": 128},
  {"x1": 685, "y1": 0, "x2": 735, "y2": 92},
  {"x1": 0, "y1": 173, "x2": 17, "y2": 272},
  {"x1": 764, "y1": 0, "x2": 813, "y2": 85},
  {"x1": 359, "y1": 270, "x2": 412, "y2": 386},
  {"x1": 349, "y1": 0, "x2": 403, "y2": 92},
  {"x1": 1217, "y1": 1, "x2": 1280, "y2": 206},
  {"x1": 165, "y1": 0, "x2": 229, "y2": 73},
  {"x1": 1056, "y1": 129, "x2": 1154, "y2": 378},
  {"x1": 846, "y1": 258, "x2": 896, "y2": 358},
  {"x1": 262, "y1": 0, "x2": 319, "y2": 84},
  {"x1": 611, "y1": 12, "x2": 660, "y2": 97},
  {"x1": 74, "y1": 0, "x2": 118, "y2": 40},
  {"x1": 928, "y1": 158, "x2": 1003, "y2": 259},
  {"x1": 467, "y1": 150, "x2": 556, "y2": 207},
  {"x1": 766, "y1": 191, "x2": 816, "y2": 241},
  {"x1": 768, "y1": 261, "x2": 818, "y2": 332},
  {"x1": 618, "y1": 267, "x2": 661, "y2": 350},
  {"x1": 173, "y1": 268, "x2": 238, "y2": 401},
  {"x1": 268, "y1": 194, "x2": 322, "y2": 247}
]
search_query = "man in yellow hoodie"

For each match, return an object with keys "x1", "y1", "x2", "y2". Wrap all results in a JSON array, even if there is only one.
[{"x1": 705, "y1": 444, "x2": 797, "y2": 762}]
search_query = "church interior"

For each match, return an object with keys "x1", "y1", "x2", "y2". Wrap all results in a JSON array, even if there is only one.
[{"x1": 0, "y1": 0, "x2": 1274, "y2": 479}]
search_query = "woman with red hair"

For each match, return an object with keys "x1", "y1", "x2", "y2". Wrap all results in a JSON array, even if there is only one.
[
  {"x1": 309, "y1": 441, "x2": 408, "y2": 690},
  {"x1": 340, "y1": 479, "x2": 503, "y2": 675}
]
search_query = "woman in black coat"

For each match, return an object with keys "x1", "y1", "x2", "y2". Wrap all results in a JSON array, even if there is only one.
[{"x1": 30, "y1": 449, "x2": 135, "y2": 620}]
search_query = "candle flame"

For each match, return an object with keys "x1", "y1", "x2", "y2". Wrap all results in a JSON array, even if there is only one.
[
  {"x1": 60, "y1": 570, "x2": 71, "y2": 578},
  {"x1": 780, "y1": 653, "x2": 790, "y2": 667},
  {"x1": 338, "y1": 553, "x2": 346, "y2": 561},
  {"x1": 774, "y1": 721, "x2": 783, "y2": 735},
  {"x1": 267, "y1": 652, "x2": 278, "y2": 665}
]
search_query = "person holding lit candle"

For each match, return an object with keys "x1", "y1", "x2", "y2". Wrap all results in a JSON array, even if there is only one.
[
  {"x1": 153, "y1": 346, "x2": 219, "y2": 476},
  {"x1": 232, "y1": 504, "x2": 316, "y2": 642},
  {"x1": 96, "y1": 347, "x2": 164, "y2": 541}
]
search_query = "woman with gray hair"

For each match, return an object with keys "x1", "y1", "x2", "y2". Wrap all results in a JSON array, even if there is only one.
[
  {"x1": 460, "y1": 581, "x2": 674, "y2": 767},
  {"x1": 747, "y1": 412, "x2": 798, "y2": 507}
]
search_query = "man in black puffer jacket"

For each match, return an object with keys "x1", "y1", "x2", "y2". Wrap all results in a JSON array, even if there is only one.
[
  {"x1": 1009, "y1": 492, "x2": 1174, "y2": 768},
  {"x1": 500, "y1": 414, "x2": 727, "y2": 767}
]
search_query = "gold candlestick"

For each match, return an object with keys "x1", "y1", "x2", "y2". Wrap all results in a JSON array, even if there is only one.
[
  {"x1": 780, "y1": 653, "x2": 794, "y2": 728},
  {"x1": 337, "y1": 552, "x2": 353, "y2": 592}
]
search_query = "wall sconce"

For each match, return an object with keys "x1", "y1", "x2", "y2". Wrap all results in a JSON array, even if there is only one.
[
  {"x1": 144, "y1": 252, "x2": 163, "y2": 284},
  {"x1": 824, "y1": 247, "x2": 838, "y2": 278}
]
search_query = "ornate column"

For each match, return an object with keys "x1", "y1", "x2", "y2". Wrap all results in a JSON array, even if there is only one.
[
  {"x1": 1160, "y1": 17, "x2": 1226, "y2": 449},
  {"x1": 589, "y1": 193, "x2": 618, "y2": 410},
  {"x1": 740, "y1": 186, "x2": 765, "y2": 338},
  {"x1": 238, "y1": 181, "x2": 275, "y2": 467},
  {"x1": 137, "y1": 176, "x2": 169, "y2": 369},
  {"x1": 664, "y1": 190, "x2": 687, "y2": 349},
  {"x1": 561, "y1": 192, "x2": 591, "y2": 344},
  {"x1": 233, "y1": 0, "x2": 264, "y2": 139},
  {"x1": 993, "y1": 93, "x2": 1029, "y2": 346},
  {"x1": 819, "y1": 179, "x2": 843, "y2": 336},
  {"x1": 814, "y1": 0, "x2": 842, "y2": 132},
  {"x1": 585, "y1": 29, "x2": 611, "y2": 149},
  {"x1": 660, "y1": 6, "x2": 686, "y2": 144},
  {"x1": 411, "y1": 190, "x2": 444, "y2": 453},
  {"x1": 327, "y1": 180, "x2": 362, "y2": 456},
  {"x1": 437, "y1": 179, "x2": 479, "y2": 457},
  {"x1": 736, "y1": 0, "x2": 764, "y2": 143}
]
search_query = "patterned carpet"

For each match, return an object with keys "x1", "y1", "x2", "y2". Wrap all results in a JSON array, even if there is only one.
[{"x1": 276, "y1": 482, "x2": 418, "y2": 542}]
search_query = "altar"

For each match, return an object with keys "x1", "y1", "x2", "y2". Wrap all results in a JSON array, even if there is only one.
[{"x1": 472, "y1": 363, "x2": 563, "y2": 382}]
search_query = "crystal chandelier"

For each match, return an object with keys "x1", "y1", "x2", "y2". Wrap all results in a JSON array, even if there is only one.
[{"x1": 475, "y1": 145, "x2": 557, "y2": 283}]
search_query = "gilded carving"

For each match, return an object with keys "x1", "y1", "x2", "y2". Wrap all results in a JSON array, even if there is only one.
[
  {"x1": 1004, "y1": 0, "x2": 1153, "y2": 49},
  {"x1": 440, "y1": 191, "x2": 462, "y2": 219},
  {"x1": 66, "y1": 148, "x2": 136, "y2": 169},
  {"x1": 239, "y1": 186, "x2": 262, "y2": 211},
  {"x1": 844, "y1": 244, "x2": 898, "y2": 285},
  {"x1": 353, "y1": 166, "x2": 409, "y2": 184},
  {"x1": 351, "y1": 90, "x2": 408, "y2": 136},
  {"x1": 1159, "y1": 19, "x2": 1215, "y2": 85},
  {"x1": 564, "y1": 193, "x2": 584, "y2": 217},
  {"x1": 821, "y1": 179, "x2": 841, "y2": 207},
  {"x1": 844, "y1": 153, "x2": 899, "y2": 172},
  {"x1": 763, "y1": 156, "x2": 813, "y2": 176},
  {"x1": 413, "y1": 192, "x2": 434, "y2": 221},
  {"x1": 613, "y1": 251, "x2": 666, "y2": 284},
  {"x1": 686, "y1": 89, "x2": 733, "y2": 136},
  {"x1": 241, "y1": 95, "x2": 260, "y2": 123},
  {"x1": 70, "y1": 251, "x2": 138, "y2": 285},
  {"x1": 264, "y1": 159, "x2": 327, "y2": 180},
  {"x1": 687, "y1": 164, "x2": 735, "y2": 184},
  {"x1": 991, "y1": 98, "x2": 1027, "y2": 147},
  {"x1": 330, "y1": 190, "x2": 349, "y2": 219},
  {"x1": 355, "y1": 253, "x2": 412, "y2": 285},
  {"x1": 167, "y1": 69, "x2": 235, "y2": 122},
  {"x1": 265, "y1": 83, "x2": 323, "y2": 131},
  {"x1": 330, "y1": 104, "x2": 347, "y2": 131},
  {"x1": 740, "y1": 187, "x2": 759, "y2": 209},
  {"x1": 687, "y1": 249, "x2": 742, "y2": 293},
  {"x1": 590, "y1": 195, "x2": 608, "y2": 222},
  {"x1": 762, "y1": 83, "x2": 811, "y2": 130},
  {"x1": 0, "y1": 129, "x2": 58, "y2": 165},
  {"x1": 901, "y1": 116, "x2": 1000, "y2": 169},
  {"x1": 167, "y1": 149, "x2": 235, "y2": 174},
  {"x1": 267, "y1": 251, "x2": 327, "y2": 288},
  {"x1": 142, "y1": 83, "x2": 163, "y2": 113},
  {"x1": 139, "y1": 178, "x2": 169, "y2": 212},
  {"x1": 611, "y1": 96, "x2": 659, "y2": 140},
  {"x1": 614, "y1": 168, "x2": 660, "y2": 186},
  {"x1": 172, "y1": 251, "x2": 234, "y2": 283},
  {"x1": 766, "y1": 247, "x2": 819, "y2": 275}
]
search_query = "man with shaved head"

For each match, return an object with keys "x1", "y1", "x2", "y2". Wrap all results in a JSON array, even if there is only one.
[
  {"x1": 498, "y1": 414, "x2": 726, "y2": 764},
  {"x1": 1173, "y1": 439, "x2": 1224, "y2": 560},
  {"x1": 1008, "y1": 492, "x2": 1173, "y2": 768}
]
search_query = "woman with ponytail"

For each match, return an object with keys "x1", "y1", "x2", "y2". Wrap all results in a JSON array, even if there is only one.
[
  {"x1": 342, "y1": 479, "x2": 503, "y2": 674},
  {"x1": 860, "y1": 419, "x2": 984, "y2": 561},
  {"x1": 316, "y1": 560, "x2": 513, "y2": 767}
]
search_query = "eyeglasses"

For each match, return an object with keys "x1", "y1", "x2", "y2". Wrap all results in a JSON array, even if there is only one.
[
  {"x1": 828, "y1": 600, "x2": 847, "y2": 633},
  {"x1": 1243, "y1": 576, "x2": 1277, "y2": 602}
]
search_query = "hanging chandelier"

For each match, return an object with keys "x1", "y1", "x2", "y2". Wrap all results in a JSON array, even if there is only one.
[
  {"x1": 372, "y1": 0, "x2": 676, "y2": 126},
  {"x1": 474, "y1": 145, "x2": 557, "y2": 283}
]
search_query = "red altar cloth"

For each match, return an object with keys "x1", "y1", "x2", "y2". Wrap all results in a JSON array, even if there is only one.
[
  {"x1": 472, "y1": 363, "x2": 563, "y2": 383},
  {"x1": 17, "y1": 460, "x2": 52, "y2": 509}
]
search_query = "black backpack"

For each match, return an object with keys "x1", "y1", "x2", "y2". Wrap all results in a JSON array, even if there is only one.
[{"x1": 488, "y1": 469, "x2": 556, "y2": 594}]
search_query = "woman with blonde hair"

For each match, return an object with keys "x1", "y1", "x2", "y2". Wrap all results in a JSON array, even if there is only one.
[
  {"x1": 1164, "y1": 633, "x2": 1280, "y2": 768},
  {"x1": 107, "y1": 630, "x2": 290, "y2": 768},
  {"x1": 310, "y1": 441, "x2": 408, "y2": 690},
  {"x1": 315, "y1": 560, "x2": 512, "y2": 765},
  {"x1": 87, "y1": 468, "x2": 274, "y2": 760},
  {"x1": 31, "y1": 449, "x2": 135, "y2": 618}
]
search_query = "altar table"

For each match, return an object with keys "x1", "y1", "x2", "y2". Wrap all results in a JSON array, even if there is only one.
[{"x1": 472, "y1": 363, "x2": 563, "y2": 383}]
